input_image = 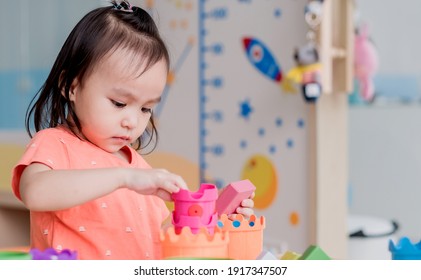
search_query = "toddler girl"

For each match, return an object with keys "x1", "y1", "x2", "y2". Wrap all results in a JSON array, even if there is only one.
[{"x1": 12, "y1": 1, "x2": 253, "y2": 260}]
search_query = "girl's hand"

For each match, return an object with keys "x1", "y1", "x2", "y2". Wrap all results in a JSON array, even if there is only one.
[
  {"x1": 231, "y1": 192, "x2": 255, "y2": 220},
  {"x1": 125, "y1": 168, "x2": 188, "y2": 201}
]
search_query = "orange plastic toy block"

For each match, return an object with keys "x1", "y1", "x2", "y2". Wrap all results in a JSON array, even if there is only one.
[
  {"x1": 160, "y1": 227, "x2": 229, "y2": 259},
  {"x1": 218, "y1": 214, "x2": 265, "y2": 260}
]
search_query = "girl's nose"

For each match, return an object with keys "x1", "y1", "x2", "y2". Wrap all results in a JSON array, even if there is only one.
[{"x1": 121, "y1": 114, "x2": 137, "y2": 129}]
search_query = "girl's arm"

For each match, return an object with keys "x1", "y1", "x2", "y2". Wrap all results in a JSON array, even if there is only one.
[{"x1": 19, "y1": 163, "x2": 187, "y2": 211}]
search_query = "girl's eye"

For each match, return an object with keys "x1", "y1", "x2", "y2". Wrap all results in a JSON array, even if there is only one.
[
  {"x1": 111, "y1": 100, "x2": 126, "y2": 108},
  {"x1": 141, "y1": 108, "x2": 152, "y2": 114}
]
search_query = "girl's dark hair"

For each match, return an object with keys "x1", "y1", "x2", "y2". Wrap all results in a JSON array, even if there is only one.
[{"x1": 25, "y1": 2, "x2": 169, "y2": 152}]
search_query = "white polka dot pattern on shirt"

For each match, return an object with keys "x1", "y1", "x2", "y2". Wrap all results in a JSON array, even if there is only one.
[
  {"x1": 46, "y1": 159, "x2": 54, "y2": 165},
  {"x1": 91, "y1": 161, "x2": 97, "y2": 165},
  {"x1": 43, "y1": 229, "x2": 48, "y2": 235},
  {"x1": 125, "y1": 227, "x2": 133, "y2": 233},
  {"x1": 101, "y1": 202, "x2": 107, "y2": 208},
  {"x1": 78, "y1": 226, "x2": 86, "y2": 232},
  {"x1": 105, "y1": 250, "x2": 111, "y2": 256},
  {"x1": 56, "y1": 245, "x2": 63, "y2": 251}
]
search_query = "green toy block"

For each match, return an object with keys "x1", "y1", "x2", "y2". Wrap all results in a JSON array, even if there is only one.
[
  {"x1": 299, "y1": 245, "x2": 331, "y2": 260},
  {"x1": 280, "y1": 250, "x2": 301, "y2": 260}
]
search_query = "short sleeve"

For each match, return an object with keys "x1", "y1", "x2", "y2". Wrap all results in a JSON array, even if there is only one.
[{"x1": 11, "y1": 129, "x2": 69, "y2": 200}]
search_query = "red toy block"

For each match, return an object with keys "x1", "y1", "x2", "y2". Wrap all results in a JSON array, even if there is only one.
[{"x1": 215, "y1": 179, "x2": 256, "y2": 215}]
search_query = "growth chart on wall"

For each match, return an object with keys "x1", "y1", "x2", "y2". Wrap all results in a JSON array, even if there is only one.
[{"x1": 139, "y1": 0, "x2": 311, "y2": 254}]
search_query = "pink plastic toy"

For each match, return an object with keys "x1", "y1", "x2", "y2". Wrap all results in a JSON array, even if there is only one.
[
  {"x1": 215, "y1": 179, "x2": 256, "y2": 215},
  {"x1": 171, "y1": 183, "x2": 218, "y2": 234},
  {"x1": 354, "y1": 23, "x2": 378, "y2": 102}
]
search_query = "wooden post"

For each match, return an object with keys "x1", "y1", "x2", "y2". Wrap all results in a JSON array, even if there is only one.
[
  {"x1": 309, "y1": 0, "x2": 354, "y2": 259},
  {"x1": 319, "y1": 0, "x2": 354, "y2": 94}
]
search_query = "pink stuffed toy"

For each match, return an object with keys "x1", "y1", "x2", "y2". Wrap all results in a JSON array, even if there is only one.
[{"x1": 354, "y1": 23, "x2": 379, "y2": 102}]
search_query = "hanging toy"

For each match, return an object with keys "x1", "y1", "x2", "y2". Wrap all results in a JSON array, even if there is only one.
[
  {"x1": 282, "y1": 43, "x2": 322, "y2": 102},
  {"x1": 304, "y1": 0, "x2": 323, "y2": 29},
  {"x1": 282, "y1": 0, "x2": 323, "y2": 103},
  {"x1": 354, "y1": 23, "x2": 378, "y2": 102}
]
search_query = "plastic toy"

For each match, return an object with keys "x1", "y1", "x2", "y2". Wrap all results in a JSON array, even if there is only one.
[
  {"x1": 171, "y1": 183, "x2": 218, "y2": 234},
  {"x1": 0, "y1": 247, "x2": 77, "y2": 260},
  {"x1": 218, "y1": 214, "x2": 265, "y2": 260},
  {"x1": 164, "y1": 180, "x2": 265, "y2": 260},
  {"x1": 280, "y1": 250, "x2": 301, "y2": 260},
  {"x1": 282, "y1": 43, "x2": 322, "y2": 103},
  {"x1": 354, "y1": 23, "x2": 378, "y2": 102},
  {"x1": 304, "y1": 0, "x2": 324, "y2": 29},
  {"x1": 281, "y1": 0, "x2": 324, "y2": 103},
  {"x1": 0, "y1": 251, "x2": 32, "y2": 260},
  {"x1": 160, "y1": 227, "x2": 229, "y2": 260},
  {"x1": 299, "y1": 245, "x2": 331, "y2": 260},
  {"x1": 389, "y1": 237, "x2": 421, "y2": 260},
  {"x1": 257, "y1": 250, "x2": 278, "y2": 260},
  {"x1": 215, "y1": 179, "x2": 256, "y2": 215},
  {"x1": 30, "y1": 248, "x2": 78, "y2": 260}
]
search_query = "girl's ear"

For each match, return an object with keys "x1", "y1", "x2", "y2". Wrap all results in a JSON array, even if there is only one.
[
  {"x1": 68, "y1": 79, "x2": 80, "y2": 102},
  {"x1": 59, "y1": 71, "x2": 79, "y2": 101}
]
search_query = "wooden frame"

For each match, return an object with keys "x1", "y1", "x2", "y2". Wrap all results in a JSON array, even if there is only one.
[{"x1": 308, "y1": 0, "x2": 354, "y2": 259}]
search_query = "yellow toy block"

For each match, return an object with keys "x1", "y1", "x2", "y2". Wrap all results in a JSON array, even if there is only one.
[{"x1": 280, "y1": 250, "x2": 301, "y2": 260}]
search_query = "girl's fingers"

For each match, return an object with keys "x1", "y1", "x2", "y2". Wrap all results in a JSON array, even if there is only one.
[
  {"x1": 161, "y1": 180, "x2": 179, "y2": 193},
  {"x1": 236, "y1": 207, "x2": 254, "y2": 218},
  {"x1": 159, "y1": 174, "x2": 188, "y2": 193},
  {"x1": 241, "y1": 198, "x2": 254, "y2": 208},
  {"x1": 173, "y1": 175, "x2": 188, "y2": 190}
]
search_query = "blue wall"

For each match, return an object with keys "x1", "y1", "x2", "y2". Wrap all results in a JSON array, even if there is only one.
[{"x1": 0, "y1": 69, "x2": 48, "y2": 129}]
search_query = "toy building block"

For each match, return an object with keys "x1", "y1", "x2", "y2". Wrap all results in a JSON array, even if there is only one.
[
  {"x1": 0, "y1": 251, "x2": 32, "y2": 260},
  {"x1": 161, "y1": 227, "x2": 229, "y2": 260},
  {"x1": 171, "y1": 183, "x2": 218, "y2": 234},
  {"x1": 299, "y1": 245, "x2": 331, "y2": 260},
  {"x1": 280, "y1": 250, "x2": 301, "y2": 260},
  {"x1": 218, "y1": 214, "x2": 265, "y2": 260},
  {"x1": 257, "y1": 250, "x2": 278, "y2": 260},
  {"x1": 389, "y1": 237, "x2": 421, "y2": 260},
  {"x1": 215, "y1": 179, "x2": 256, "y2": 215}
]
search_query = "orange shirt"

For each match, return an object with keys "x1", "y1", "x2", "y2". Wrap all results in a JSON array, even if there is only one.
[{"x1": 12, "y1": 127, "x2": 169, "y2": 260}]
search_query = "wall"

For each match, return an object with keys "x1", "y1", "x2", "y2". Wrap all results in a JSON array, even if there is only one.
[
  {"x1": 149, "y1": 0, "x2": 314, "y2": 254},
  {"x1": 349, "y1": 0, "x2": 421, "y2": 240},
  {"x1": 349, "y1": 105, "x2": 421, "y2": 239},
  {"x1": 353, "y1": 0, "x2": 421, "y2": 103},
  {"x1": 0, "y1": 0, "x2": 102, "y2": 129}
]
